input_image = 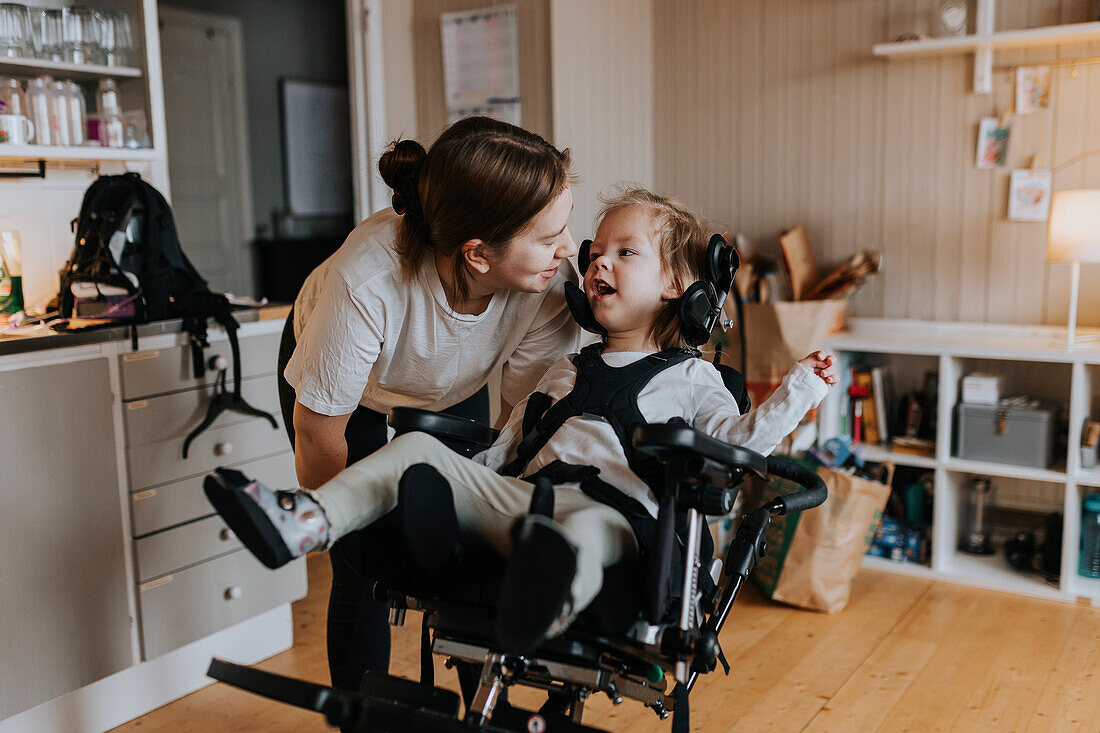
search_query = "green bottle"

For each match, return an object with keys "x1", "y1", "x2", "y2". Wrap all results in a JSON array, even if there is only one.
[{"x1": 0, "y1": 229, "x2": 24, "y2": 317}]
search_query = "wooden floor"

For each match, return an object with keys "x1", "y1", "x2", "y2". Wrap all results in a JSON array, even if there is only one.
[{"x1": 112, "y1": 555, "x2": 1100, "y2": 732}]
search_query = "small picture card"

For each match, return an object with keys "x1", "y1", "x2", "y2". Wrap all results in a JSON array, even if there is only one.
[
  {"x1": 1008, "y1": 169, "x2": 1052, "y2": 221},
  {"x1": 976, "y1": 117, "x2": 1010, "y2": 169},
  {"x1": 1016, "y1": 66, "x2": 1052, "y2": 114}
]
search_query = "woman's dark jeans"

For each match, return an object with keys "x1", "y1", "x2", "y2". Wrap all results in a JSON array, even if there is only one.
[{"x1": 277, "y1": 311, "x2": 489, "y2": 693}]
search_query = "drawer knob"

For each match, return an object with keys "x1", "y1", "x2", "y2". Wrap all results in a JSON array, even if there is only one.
[
  {"x1": 219, "y1": 528, "x2": 235, "y2": 542},
  {"x1": 214, "y1": 442, "x2": 234, "y2": 457},
  {"x1": 225, "y1": 585, "x2": 243, "y2": 601},
  {"x1": 209, "y1": 355, "x2": 229, "y2": 372}
]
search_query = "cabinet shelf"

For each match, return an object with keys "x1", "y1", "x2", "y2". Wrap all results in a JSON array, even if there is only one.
[
  {"x1": 859, "y1": 443, "x2": 937, "y2": 469},
  {"x1": 823, "y1": 318, "x2": 1100, "y2": 606},
  {"x1": 948, "y1": 552, "x2": 1069, "y2": 601},
  {"x1": 944, "y1": 457, "x2": 1067, "y2": 483},
  {"x1": 0, "y1": 144, "x2": 159, "y2": 162},
  {"x1": 873, "y1": 21, "x2": 1100, "y2": 59},
  {"x1": 0, "y1": 56, "x2": 142, "y2": 81}
]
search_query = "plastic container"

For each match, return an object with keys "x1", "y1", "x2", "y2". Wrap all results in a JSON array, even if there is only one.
[
  {"x1": 0, "y1": 229, "x2": 24, "y2": 317},
  {"x1": 1080, "y1": 493, "x2": 1100, "y2": 578},
  {"x1": 26, "y1": 74, "x2": 52, "y2": 145}
]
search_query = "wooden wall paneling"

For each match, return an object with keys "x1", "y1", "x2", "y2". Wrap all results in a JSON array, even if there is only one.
[
  {"x1": 908, "y1": 56, "x2": 941, "y2": 322},
  {"x1": 741, "y1": 0, "x2": 764, "y2": 241},
  {"x1": 1044, "y1": 42, "x2": 1089, "y2": 325},
  {"x1": 850, "y1": 0, "x2": 888, "y2": 318},
  {"x1": 1074, "y1": 39, "x2": 1100, "y2": 325},
  {"x1": 808, "y1": 0, "x2": 831, "y2": 272},
  {"x1": 933, "y1": 57, "x2": 966, "y2": 322},
  {"x1": 881, "y1": 0, "x2": 915, "y2": 319}
]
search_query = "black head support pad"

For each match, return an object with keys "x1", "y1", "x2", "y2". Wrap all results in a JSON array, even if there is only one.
[{"x1": 564, "y1": 234, "x2": 739, "y2": 346}]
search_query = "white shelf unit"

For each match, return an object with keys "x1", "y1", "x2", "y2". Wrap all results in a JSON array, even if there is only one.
[
  {"x1": 872, "y1": 0, "x2": 1100, "y2": 94},
  {"x1": 0, "y1": 0, "x2": 166, "y2": 165},
  {"x1": 821, "y1": 318, "x2": 1100, "y2": 605}
]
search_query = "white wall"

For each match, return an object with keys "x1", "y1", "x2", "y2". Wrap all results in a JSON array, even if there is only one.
[{"x1": 550, "y1": 0, "x2": 655, "y2": 238}]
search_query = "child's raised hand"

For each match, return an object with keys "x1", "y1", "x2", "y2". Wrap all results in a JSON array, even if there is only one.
[{"x1": 799, "y1": 351, "x2": 838, "y2": 386}]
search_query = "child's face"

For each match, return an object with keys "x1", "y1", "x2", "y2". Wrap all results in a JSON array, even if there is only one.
[{"x1": 584, "y1": 206, "x2": 681, "y2": 340}]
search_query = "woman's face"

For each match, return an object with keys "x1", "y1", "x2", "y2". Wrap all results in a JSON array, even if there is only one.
[{"x1": 482, "y1": 186, "x2": 577, "y2": 294}]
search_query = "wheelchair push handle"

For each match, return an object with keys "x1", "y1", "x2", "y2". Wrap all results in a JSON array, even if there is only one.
[{"x1": 764, "y1": 455, "x2": 828, "y2": 515}]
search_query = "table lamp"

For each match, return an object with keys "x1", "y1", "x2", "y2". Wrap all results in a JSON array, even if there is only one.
[{"x1": 1047, "y1": 190, "x2": 1100, "y2": 348}]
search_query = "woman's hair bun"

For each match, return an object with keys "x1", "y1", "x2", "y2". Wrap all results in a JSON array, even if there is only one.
[{"x1": 378, "y1": 139, "x2": 427, "y2": 193}]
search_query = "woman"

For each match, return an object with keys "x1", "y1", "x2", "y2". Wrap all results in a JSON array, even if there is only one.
[{"x1": 277, "y1": 116, "x2": 583, "y2": 693}]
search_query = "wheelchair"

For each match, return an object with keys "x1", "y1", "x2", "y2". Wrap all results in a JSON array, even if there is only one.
[{"x1": 207, "y1": 407, "x2": 827, "y2": 732}]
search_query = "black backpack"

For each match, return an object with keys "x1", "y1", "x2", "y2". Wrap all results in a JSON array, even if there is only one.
[{"x1": 60, "y1": 172, "x2": 277, "y2": 454}]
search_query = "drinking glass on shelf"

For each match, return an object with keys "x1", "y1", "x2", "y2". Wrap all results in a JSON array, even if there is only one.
[
  {"x1": 0, "y1": 3, "x2": 32, "y2": 58},
  {"x1": 100, "y1": 10, "x2": 132, "y2": 67},
  {"x1": 62, "y1": 5, "x2": 101, "y2": 65},
  {"x1": 31, "y1": 7, "x2": 62, "y2": 61}
]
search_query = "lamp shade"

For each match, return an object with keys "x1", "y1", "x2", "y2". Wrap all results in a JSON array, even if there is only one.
[{"x1": 1047, "y1": 190, "x2": 1100, "y2": 263}]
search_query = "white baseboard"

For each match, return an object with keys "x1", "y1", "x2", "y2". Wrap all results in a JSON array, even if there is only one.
[{"x1": 0, "y1": 604, "x2": 294, "y2": 733}]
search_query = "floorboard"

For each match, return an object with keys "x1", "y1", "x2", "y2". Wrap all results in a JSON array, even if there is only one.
[{"x1": 109, "y1": 555, "x2": 1100, "y2": 732}]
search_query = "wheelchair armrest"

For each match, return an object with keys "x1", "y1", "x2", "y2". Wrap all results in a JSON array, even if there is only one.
[
  {"x1": 632, "y1": 423, "x2": 768, "y2": 479},
  {"x1": 388, "y1": 407, "x2": 500, "y2": 457}
]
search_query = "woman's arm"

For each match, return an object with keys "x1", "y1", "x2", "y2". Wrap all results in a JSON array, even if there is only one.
[{"x1": 293, "y1": 401, "x2": 354, "y2": 489}]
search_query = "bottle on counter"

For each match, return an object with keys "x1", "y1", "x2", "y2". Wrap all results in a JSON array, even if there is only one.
[{"x1": 0, "y1": 229, "x2": 24, "y2": 319}]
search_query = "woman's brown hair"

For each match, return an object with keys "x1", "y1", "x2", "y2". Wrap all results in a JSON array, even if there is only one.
[
  {"x1": 595, "y1": 187, "x2": 709, "y2": 350},
  {"x1": 377, "y1": 117, "x2": 574, "y2": 301}
]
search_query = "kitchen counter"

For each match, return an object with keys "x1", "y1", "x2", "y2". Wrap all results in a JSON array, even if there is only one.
[{"x1": 0, "y1": 305, "x2": 291, "y2": 358}]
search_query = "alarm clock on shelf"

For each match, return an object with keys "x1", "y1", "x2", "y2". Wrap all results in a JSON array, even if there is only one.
[{"x1": 937, "y1": 0, "x2": 968, "y2": 37}]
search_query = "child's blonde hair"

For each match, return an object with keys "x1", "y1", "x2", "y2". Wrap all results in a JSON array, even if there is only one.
[{"x1": 594, "y1": 186, "x2": 709, "y2": 350}]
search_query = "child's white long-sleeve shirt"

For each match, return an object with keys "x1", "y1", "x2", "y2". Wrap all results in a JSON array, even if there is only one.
[{"x1": 475, "y1": 351, "x2": 830, "y2": 517}]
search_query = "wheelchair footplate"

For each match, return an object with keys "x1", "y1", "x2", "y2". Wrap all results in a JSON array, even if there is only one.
[{"x1": 207, "y1": 658, "x2": 612, "y2": 732}]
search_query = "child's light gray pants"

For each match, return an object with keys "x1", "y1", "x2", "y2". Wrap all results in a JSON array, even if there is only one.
[{"x1": 308, "y1": 431, "x2": 639, "y2": 617}]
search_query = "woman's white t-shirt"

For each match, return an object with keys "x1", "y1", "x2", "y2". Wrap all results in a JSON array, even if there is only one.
[{"x1": 284, "y1": 209, "x2": 584, "y2": 416}]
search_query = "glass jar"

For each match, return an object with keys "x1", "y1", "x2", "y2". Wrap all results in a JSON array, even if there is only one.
[
  {"x1": 0, "y1": 76, "x2": 27, "y2": 117},
  {"x1": 937, "y1": 0, "x2": 968, "y2": 37},
  {"x1": 1080, "y1": 493, "x2": 1100, "y2": 578},
  {"x1": 63, "y1": 80, "x2": 85, "y2": 146},
  {"x1": 94, "y1": 78, "x2": 123, "y2": 147},
  {"x1": 48, "y1": 79, "x2": 72, "y2": 146},
  {"x1": 26, "y1": 74, "x2": 52, "y2": 145}
]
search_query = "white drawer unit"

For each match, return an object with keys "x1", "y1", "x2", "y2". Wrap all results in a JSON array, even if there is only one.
[
  {"x1": 122, "y1": 374, "x2": 281, "y2": 447},
  {"x1": 135, "y1": 515, "x2": 242, "y2": 583},
  {"x1": 127, "y1": 416, "x2": 288, "y2": 491},
  {"x1": 138, "y1": 551, "x2": 306, "y2": 661},
  {"x1": 130, "y1": 452, "x2": 296, "y2": 537},
  {"x1": 116, "y1": 325, "x2": 305, "y2": 662},
  {"x1": 119, "y1": 331, "x2": 281, "y2": 399}
]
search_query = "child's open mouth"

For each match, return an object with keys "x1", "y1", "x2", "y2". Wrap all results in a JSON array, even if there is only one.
[{"x1": 592, "y1": 279, "x2": 617, "y2": 299}]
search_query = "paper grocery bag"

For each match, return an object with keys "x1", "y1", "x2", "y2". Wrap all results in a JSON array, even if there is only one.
[
  {"x1": 752, "y1": 464, "x2": 891, "y2": 613},
  {"x1": 711, "y1": 300, "x2": 847, "y2": 409}
]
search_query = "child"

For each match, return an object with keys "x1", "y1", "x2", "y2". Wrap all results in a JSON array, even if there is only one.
[{"x1": 206, "y1": 187, "x2": 837, "y2": 652}]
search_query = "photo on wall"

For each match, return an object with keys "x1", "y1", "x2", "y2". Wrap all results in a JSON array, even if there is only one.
[
  {"x1": 1016, "y1": 66, "x2": 1052, "y2": 114},
  {"x1": 1007, "y1": 169, "x2": 1052, "y2": 221},
  {"x1": 976, "y1": 117, "x2": 1010, "y2": 169}
]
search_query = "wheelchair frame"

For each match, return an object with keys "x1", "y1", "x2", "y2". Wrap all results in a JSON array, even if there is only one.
[{"x1": 207, "y1": 412, "x2": 828, "y2": 732}]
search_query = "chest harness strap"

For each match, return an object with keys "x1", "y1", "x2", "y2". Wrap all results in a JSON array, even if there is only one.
[{"x1": 500, "y1": 342, "x2": 699, "y2": 487}]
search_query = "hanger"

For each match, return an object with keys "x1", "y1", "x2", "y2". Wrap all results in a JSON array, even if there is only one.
[{"x1": 182, "y1": 316, "x2": 278, "y2": 459}]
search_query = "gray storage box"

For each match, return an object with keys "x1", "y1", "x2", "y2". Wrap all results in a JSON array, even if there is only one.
[{"x1": 955, "y1": 400, "x2": 1058, "y2": 468}]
